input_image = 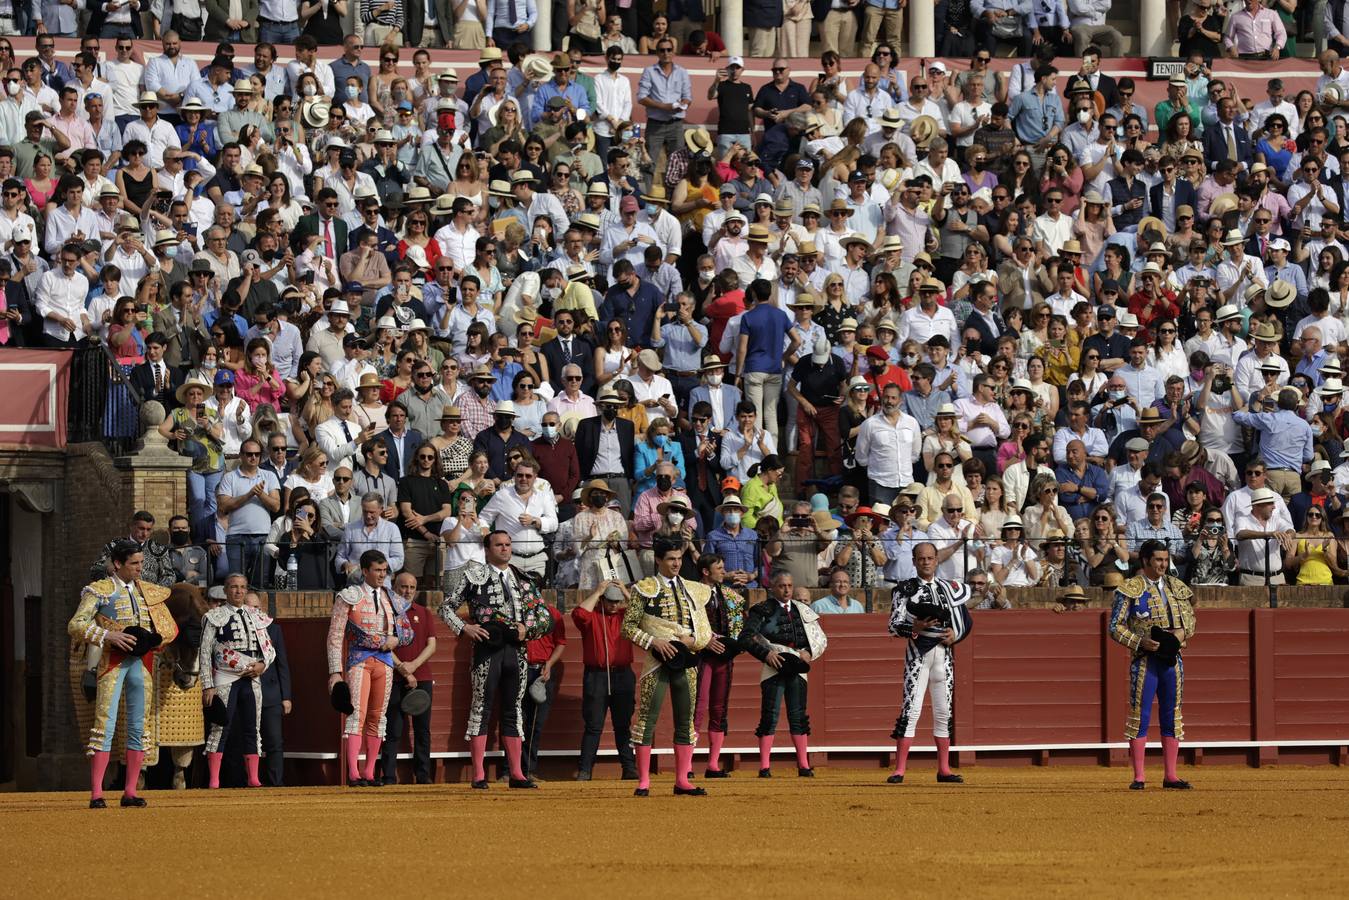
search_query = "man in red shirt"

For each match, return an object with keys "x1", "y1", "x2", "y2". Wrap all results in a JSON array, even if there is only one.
[
  {"x1": 530, "y1": 411, "x2": 581, "y2": 521},
  {"x1": 522, "y1": 603, "x2": 567, "y2": 780},
  {"x1": 378, "y1": 570, "x2": 438, "y2": 785},
  {"x1": 571, "y1": 580, "x2": 637, "y2": 781},
  {"x1": 864, "y1": 344, "x2": 911, "y2": 406}
]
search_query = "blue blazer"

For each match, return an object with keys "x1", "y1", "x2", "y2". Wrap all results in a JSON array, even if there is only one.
[
  {"x1": 687, "y1": 383, "x2": 743, "y2": 425},
  {"x1": 1202, "y1": 122, "x2": 1253, "y2": 171},
  {"x1": 1148, "y1": 179, "x2": 1198, "y2": 224},
  {"x1": 375, "y1": 428, "x2": 425, "y2": 480}
]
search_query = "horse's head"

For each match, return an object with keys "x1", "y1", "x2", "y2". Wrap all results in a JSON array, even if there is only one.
[{"x1": 164, "y1": 583, "x2": 209, "y2": 689}]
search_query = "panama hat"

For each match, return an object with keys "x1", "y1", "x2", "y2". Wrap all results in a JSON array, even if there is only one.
[
  {"x1": 175, "y1": 380, "x2": 212, "y2": 405},
  {"x1": 684, "y1": 127, "x2": 712, "y2": 154}
]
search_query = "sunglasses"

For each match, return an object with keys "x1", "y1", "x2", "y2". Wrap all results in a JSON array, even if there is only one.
[
  {"x1": 943, "y1": 506, "x2": 962, "y2": 512},
  {"x1": 416, "y1": 454, "x2": 437, "y2": 461},
  {"x1": 241, "y1": 451, "x2": 261, "y2": 458},
  {"x1": 333, "y1": 476, "x2": 352, "y2": 483}
]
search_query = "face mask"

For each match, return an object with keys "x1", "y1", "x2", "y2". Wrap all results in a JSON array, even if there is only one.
[
  {"x1": 698, "y1": 269, "x2": 714, "y2": 283},
  {"x1": 654, "y1": 434, "x2": 669, "y2": 448},
  {"x1": 656, "y1": 474, "x2": 674, "y2": 492},
  {"x1": 607, "y1": 60, "x2": 621, "y2": 72},
  {"x1": 170, "y1": 531, "x2": 191, "y2": 547},
  {"x1": 543, "y1": 285, "x2": 561, "y2": 300},
  {"x1": 202, "y1": 359, "x2": 217, "y2": 369},
  {"x1": 302, "y1": 84, "x2": 316, "y2": 97},
  {"x1": 645, "y1": 204, "x2": 660, "y2": 217},
  {"x1": 345, "y1": 85, "x2": 358, "y2": 99},
  {"x1": 706, "y1": 373, "x2": 723, "y2": 387},
  {"x1": 667, "y1": 511, "x2": 683, "y2": 525},
  {"x1": 902, "y1": 353, "x2": 918, "y2": 366},
  {"x1": 542, "y1": 424, "x2": 557, "y2": 441},
  {"x1": 488, "y1": 196, "x2": 500, "y2": 210},
  {"x1": 602, "y1": 405, "x2": 617, "y2": 421},
  {"x1": 1077, "y1": 110, "x2": 1092, "y2": 126},
  {"x1": 495, "y1": 415, "x2": 514, "y2": 430},
  {"x1": 162, "y1": 246, "x2": 177, "y2": 259},
  {"x1": 588, "y1": 493, "x2": 607, "y2": 508},
  {"x1": 723, "y1": 512, "x2": 741, "y2": 527},
  {"x1": 392, "y1": 89, "x2": 405, "y2": 101},
  {"x1": 619, "y1": 130, "x2": 633, "y2": 142},
  {"x1": 4, "y1": 80, "x2": 18, "y2": 96},
  {"x1": 1109, "y1": 389, "x2": 1127, "y2": 401},
  {"x1": 251, "y1": 354, "x2": 268, "y2": 368}
]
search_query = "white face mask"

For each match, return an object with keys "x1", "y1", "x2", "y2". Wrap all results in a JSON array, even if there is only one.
[
  {"x1": 1077, "y1": 110, "x2": 1092, "y2": 126},
  {"x1": 667, "y1": 512, "x2": 684, "y2": 526},
  {"x1": 706, "y1": 373, "x2": 723, "y2": 387},
  {"x1": 698, "y1": 269, "x2": 714, "y2": 283},
  {"x1": 302, "y1": 84, "x2": 316, "y2": 97},
  {"x1": 202, "y1": 359, "x2": 217, "y2": 369},
  {"x1": 541, "y1": 424, "x2": 557, "y2": 440},
  {"x1": 5, "y1": 80, "x2": 19, "y2": 97}
]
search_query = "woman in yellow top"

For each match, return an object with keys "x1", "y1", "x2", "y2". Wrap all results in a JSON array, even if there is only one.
[
  {"x1": 670, "y1": 156, "x2": 719, "y2": 232},
  {"x1": 1036, "y1": 316, "x2": 1080, "y2": 388},
  {"x1": 1287, "y1": 507, "x2": 1344, "y2": 585}
]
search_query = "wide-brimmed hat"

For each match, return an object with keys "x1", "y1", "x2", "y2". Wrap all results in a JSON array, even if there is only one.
[
  {"x1": 439, "y1": 406, "x2": 462, "y2": 421},
  {"x1": 597, "y1": 387, "x2": 622, "y2": 405},
  {"x1": 636, "y1": 348, "x2": 663, "y2": 371},
  {"x1": 1318, "y1": 378, "x2": 1344, "y2": 397},
  {"x1": 1249, "y1": 487, "x2": 1278, "y2": 505},
  {"x1": 841, "y1": 232, "x2": 871, "y2": 249},
  {"x1": 1060, "y1": 239, "x2": 1083, "y2": 255},
  {"x1": 1214, "y1": 303, "x2": 1241, "y2": 323},
  {"x1": 845, "y1": 506, "x2": 888, "y2": 527},
  {"x1": 700, "y1": 353, "x2": 727, "y2": 373},
  {"x1": 1137, "y1": 407, "x2": 1166, "y2": 425},
  {"x1": 657, "y1": 497, "x2": 692, "y2": 517},
  {"x1": 847, "y1": 375, "x2": 869, "y2": 393},
  {"x1": 468, "y1": 364, "x2": 497, "y2": 382},
  {"x1": 520, "y1": 55, "x2": 554, "y2": 81},
  {"x1": 684, "y1": 127, "x2": 712, "y2": 154},
  {"x1": 357, "y1": 372, "x2": 382, "y2": 390},
  {"x1": 1001, "y1": 515, "x2": 1025, "y2": 531},
  {"x1": 175, "y1": 379, "x2": 211, "y2": 404},
  {"x1": 1221, "y1": 228, "x2": 1246, "y2": 245},
  {"x1": 1040, "y1": 532, "x2": 1071, "y2": 550},
  {"x1": 1178, "y1": 440, "x2": 1205, "y2": 465},
  {"x1": 303, "y1": 101, "x2": 331, "y2": 129},
  {"x1": 909, "y1": 115, "x2": 940, "y2": 148},
  {"x1": 1266, "y1": 280, "x2": 1296, "y2": 308},
  {"x1": 494, "y1": 400, "x2": 518, "y2": 418},
  {"x1": 1059, "y1": 586, "x2": 1090, "y2": 605},
  {"x1": 581, "y1": 479, "x2": 616, "y2": 504},
  {"x1": 935, "y1": 402, "x2": 957, "y2": 418},
  {"x1": 1249, "y1": 320, "x2": 1283, "y2": 343},
  {"x1": 717, "y1": 494, "x2": 747, "y2": 512}
]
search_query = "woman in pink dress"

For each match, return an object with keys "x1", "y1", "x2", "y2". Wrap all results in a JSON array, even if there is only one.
[{"x1": 233, "y1": 338, "x2": 286, "y2": 414}]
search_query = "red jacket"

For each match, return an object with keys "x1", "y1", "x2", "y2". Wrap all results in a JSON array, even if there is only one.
[{"x1": 571, "y1": 604, "x2": 634, "y2": 669}]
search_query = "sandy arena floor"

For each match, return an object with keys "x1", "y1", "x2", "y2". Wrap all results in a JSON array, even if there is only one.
[{"x1": 2, "y1": 766, "x2": 1347, "y2": 897}]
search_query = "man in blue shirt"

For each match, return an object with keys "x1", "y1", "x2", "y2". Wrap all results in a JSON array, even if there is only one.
[
  {"x1": 735, "y1": 279, "x2": 801, "y2": 445},
  {"x1": 1233, "y1": 386, "x2": 1316, "y2": 500},
  {"x1": 636, "y1": 37, "x2": 693, "y2": 169},
  {"x1": 1056, "y1": 439, "x2": 1110, "y2": 521},
  {"x1": 487, "y1": 0, "x2": 538, "y2": 50},
  {"x1": 703, "y1": 495, "x2": 760, "y2": 588},
  {"x1": 598, "y1": 259, "x2": 661, "y2": 350},
  {"x1": 1007, "y1": 64, "x2": 1064, "y2": 152},
  {"x1": 532, "y1": 54, "x2": 590, "y2": 124}
]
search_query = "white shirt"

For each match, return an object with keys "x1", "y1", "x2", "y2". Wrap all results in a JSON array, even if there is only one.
[
  {"x1": 1033, "y1": 212, "x2": 1074, "y2": 256},
  {"x1": 719, "y1": 426, "x2": 777, "y2": 482},
  {"x1": 842, "y1": 87, "x2": 887, "y2": 131},
  {"x1": 35, "y1": 268, "x2": 91, "y2": 342},
  {"x1": 988, "y1": 543, "x2": 1039, "y2": 587},
  {"x1": 599, "y1": 219, "x2": 660, "y2": 274},
  {"x1": 593, "y1": 70, "x2": 633, "y2": 137},
  {"x1": 629, "y1": 373, "x2": 674, "y2": 407},
  {"x1": 315, "y1": 416, "x2": 364, "y2": 467},
  {"x1": 1233, "y1": 511, "x2": 1285, "y2": 573},
  {"x1": 953, "y1": 397, "x2": 1010, "y2": 449},
  {"x1": 1222, "y1": 485, "x2": 1294, "y2": 533},
  {"x1": 103, "y1": 59, "x2": 144, "y2": 118},
  {"x1": 480, "y1": 487, "x2": 559, "y2": 556},
  {"x1": 434, "y1": 221, "x2": 481, "y2": 271},
  {"x1": 123, "y1": 117, "x2": 182, "y2": 169},
  {"x1": 43, "y1": 205, "x2": 100, "y2": 257},
  {"x1": 898, "y1": 304, "x2": 959, "y2": 347},
  {"x1": 928, "y1": 515, "x2": 977, "y2": 581},
  {"x1": 854, "y1": 410, "x2": 922, "y2": 489}
]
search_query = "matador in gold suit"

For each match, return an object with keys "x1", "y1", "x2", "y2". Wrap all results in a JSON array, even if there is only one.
[
  {"x1": 622, "y1": 538, "x2": 712, "y2": 797},
  {"x1": 1109, "y1": 539, "x2": 1197, "y2": 791},
  {"x1": 67, "y1": 541, "x2": 177, "y2": 808}
]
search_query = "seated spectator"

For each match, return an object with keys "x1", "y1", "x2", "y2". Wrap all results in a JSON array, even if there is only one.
[
  {"x1": 988, "y1": 516, "x2": 1041, "y2": 586},
  {"x1": 1233, "y1": 487, "x2": 1295, "y2": 586},
  {"x1": 1126, "y1": 490, "x2": 1187, "y2": 563},
  {"x1": 967, "y1": 567, "x2": 1011, "y2": 610},
  {"x1": 811, "y1": 568, "x2": 866, "y2": 614}
]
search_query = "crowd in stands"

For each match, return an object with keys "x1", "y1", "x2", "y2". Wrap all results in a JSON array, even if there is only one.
[{"x1": 3, "y1": 3, "x2": 1348, "y2": 601}]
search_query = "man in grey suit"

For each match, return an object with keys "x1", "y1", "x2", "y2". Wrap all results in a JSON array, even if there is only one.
[
  {"x1": 404, "y1": 0, "x2": 455, "y2": 47},
  {"x1": 336, "y1": 494, "x2": 405, "y2": 585},
  {"x1": 319, "y1": 465, "x2": 364, "y2": 540},
  {"x1": 685, "y1": 354, "x2": 742, "y2": 432}
]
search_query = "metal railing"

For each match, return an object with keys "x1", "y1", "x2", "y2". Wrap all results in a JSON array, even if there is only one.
[{"x1": 67, "y1": 341, "x2": 145, "y2": 457}]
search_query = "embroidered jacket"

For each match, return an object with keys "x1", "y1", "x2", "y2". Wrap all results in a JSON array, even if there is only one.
[
  {"x1": 1109, "y1": 574, "x2": 1196, "y2": 657},
  {"x1": 622, "y1": 575, "x2": 712, "y2": 652},
  {"x1": 328, "y1": 583, "x2": 414, "y2": 673},
  {"x1": 888, "y1": 576, "x2": 974, "y2": 652},
  {"x1": 200, "y1": 604, "x2": 277, "y2": 690},
  {"x1": 741, "y1": 598, "x2": 829, "y2": 663},
  {"x1": 68, "y1": 577, "x2": 177, "y2": 664},
  {"x1": 439, "y1": 560, "x2": 552, "y2": 640}
]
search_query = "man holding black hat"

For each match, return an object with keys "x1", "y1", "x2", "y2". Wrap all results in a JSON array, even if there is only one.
[
  {"x1": 201, "y1": 572, "x2": 276, "y2": 789},
  {"x1": 624, "y1": 535, "x2": 713, "y2": 796},
  {"x1": 741, "y1": 570, "x2": 827, "y2": 778},
  {"x1": 327, "y1": 551, "x2": 414, "y2": 787},
  {"x1": 441, "y1": 531, "x2": 555, "y2": 789},
  {"x1": 886, "y1": 541, "x2": 973, "y2": 784},
  {"x1": 68, "y1": 540, "x2": 178, "y2": 808},
  {"x1": 1109, "y1": 538, "x2": 1196, "y2": 790}
]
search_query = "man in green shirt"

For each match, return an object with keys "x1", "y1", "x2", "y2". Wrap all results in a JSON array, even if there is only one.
[{"x1": 14, "y1": 111, "x2": 68, "y2": 179}]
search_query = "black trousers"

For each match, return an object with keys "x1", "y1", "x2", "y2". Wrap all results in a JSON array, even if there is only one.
[
  {"x1": 261, "y1": 703, "x2": 285, "y2": 786},
  {"x1": 469, "y1": 644, "x2": 524, "y2": 738},
  {"x1": 522, "y1": 664, "x2": 557, "y2": 777},
  {"x1": 578, "y1": 667, "x2": 636, "y2": 775},
  {"x1": 756, "y1": 671, "x2": 810, "y2": 737},
  {"x1": 381, "y1": 679, "x2": 434, "y2": 783}
]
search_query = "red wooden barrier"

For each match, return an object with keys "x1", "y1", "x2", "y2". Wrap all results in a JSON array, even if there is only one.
[{"x1": 277, "y1": 609, "x2": 1349, "y2": 783}]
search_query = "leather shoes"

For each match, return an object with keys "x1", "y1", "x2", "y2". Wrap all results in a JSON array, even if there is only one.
[
  {"x1": 509, "y1": 777, "x2": 539, "y2": 789},
  {"x1": 633, "y1": 787, "x2": 649, "y2": 797},
  {"x1": 758, "y1": 768, "x2": 772, "y2": 778},
  {"x1": 1163, "y1": 779, "x2": 1193, "y2": 790},
  {"x1": 798, "y1": 767, "x2": 815, "y2": 777},
  {"x1": 89, "y1": 798, "x2": 107, "y2": 809},
  {"x1": 347, "y1": 778, "x2": 369, "y2": 787},
  {"x1": 673, "y1": 785, "x2": 707, "y2": 796},
  {"x1": 470, "y1": 779, "x2": 489, "y2": 790},
  {"x1": 1129, "y1": 781, "x2": 1146, "y2": 790},
  {"x1": 936, "y1": 773, "x2": 964, "y2": 783},
  {"x1": 886, "y1": 774, "x2": 904, "y2": 784},
  {"x1": 703, "y1": 768, "x2": 730, "y2": 778},
  {"x1": 364, "y1": 779, "x2": 383, "y2": 787},
  {"x1": 119, "y1": 795, "x2": 147, "y2": 808}
]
